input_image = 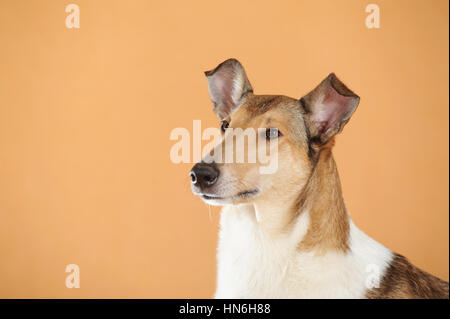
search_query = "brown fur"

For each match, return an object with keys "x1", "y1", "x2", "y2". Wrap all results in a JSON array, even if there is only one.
[
  {"x1": 293, "y1": 140, "x2": 350, "y2": 253},
  {"x1": 245, "y1": 95, "x2": 286, "y2": 116},
  {"x1": 367, "y1": 253, "x2": 449, "y2": 299}
]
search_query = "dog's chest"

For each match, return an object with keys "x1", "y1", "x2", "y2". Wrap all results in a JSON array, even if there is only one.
[
  {"x1": 215, "y1": 207, "x2": 294, "y2": 298},
  {"x1": 214, "y1": 206, "x2": 393, "y2": 298}
]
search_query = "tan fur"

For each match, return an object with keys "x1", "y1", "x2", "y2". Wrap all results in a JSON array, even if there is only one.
[{"x1": 294, "y1": 140, "x2": 350, "y2": 253}]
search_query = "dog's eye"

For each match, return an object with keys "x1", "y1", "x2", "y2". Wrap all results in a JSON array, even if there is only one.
[
  {"x1": 221, "y1": 120, "x2": 230, "y2": 132},
  {"x1": 265, "y1": 128, "x2": 282, "y2": 140}
]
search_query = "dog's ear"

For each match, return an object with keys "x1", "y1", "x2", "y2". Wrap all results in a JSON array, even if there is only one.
[
  {"x1": 301, "y1": 73, "x2": 360, "y2": 144},
  {"x1": 204, "y1": 58, "x2": 253, "y2": 119}
]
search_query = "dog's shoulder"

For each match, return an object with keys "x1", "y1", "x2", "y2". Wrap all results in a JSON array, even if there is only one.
[{"x1": 366, "y1": 253, "x2": 449, "y2": 299}]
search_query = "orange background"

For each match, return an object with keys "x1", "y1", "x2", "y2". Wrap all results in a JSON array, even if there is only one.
[{"x1": 0, "y1": 0, "x2": 448, "y2": 298}]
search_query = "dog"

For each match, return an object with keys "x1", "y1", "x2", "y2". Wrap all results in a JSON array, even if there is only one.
[{"x1": 190, "y1": 58, "x2": 449, "y2": 298}]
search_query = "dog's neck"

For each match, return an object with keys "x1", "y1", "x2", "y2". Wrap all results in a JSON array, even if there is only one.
[{"x1": 250, "y1": 144, "x2": 350, "y2": 254}]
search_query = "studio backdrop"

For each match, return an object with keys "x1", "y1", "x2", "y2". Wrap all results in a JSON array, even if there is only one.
[{"x1": 0, "y1": 0, "x2": 448, "y2": 298}]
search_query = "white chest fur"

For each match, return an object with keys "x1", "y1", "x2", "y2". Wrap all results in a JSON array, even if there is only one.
[{"x1": 214, "y1": 205, "x2": 393, "y2": 299}]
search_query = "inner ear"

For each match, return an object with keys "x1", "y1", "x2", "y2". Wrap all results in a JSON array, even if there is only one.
[
  {"x1": 205, "y1": 59, "x2": 253, "y2": 120},
  {"x1": 301, "y1": 73, "x2": 360, "y2": 144}
]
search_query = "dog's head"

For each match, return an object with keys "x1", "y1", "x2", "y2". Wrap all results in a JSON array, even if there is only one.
[{"x1": 190, "y1": 59, "x2": 359, "y2": 206}]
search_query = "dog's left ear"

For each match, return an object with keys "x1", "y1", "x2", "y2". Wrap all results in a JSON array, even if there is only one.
[
  {"x1": 204, "y1": 58, "x2": 253, "y2": 120},
  {"x1": 301, "y1": 73, "x2": 360, "y2": 144}
]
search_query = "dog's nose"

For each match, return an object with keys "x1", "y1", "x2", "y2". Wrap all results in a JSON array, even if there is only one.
[{"x1": 190, "y1": 162, "x2": 219, "y2": 189}]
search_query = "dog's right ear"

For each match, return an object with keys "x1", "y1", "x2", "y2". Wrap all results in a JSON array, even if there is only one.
[{"x1": 204, "y1": 58, "x2": 253, "y2": 120}]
